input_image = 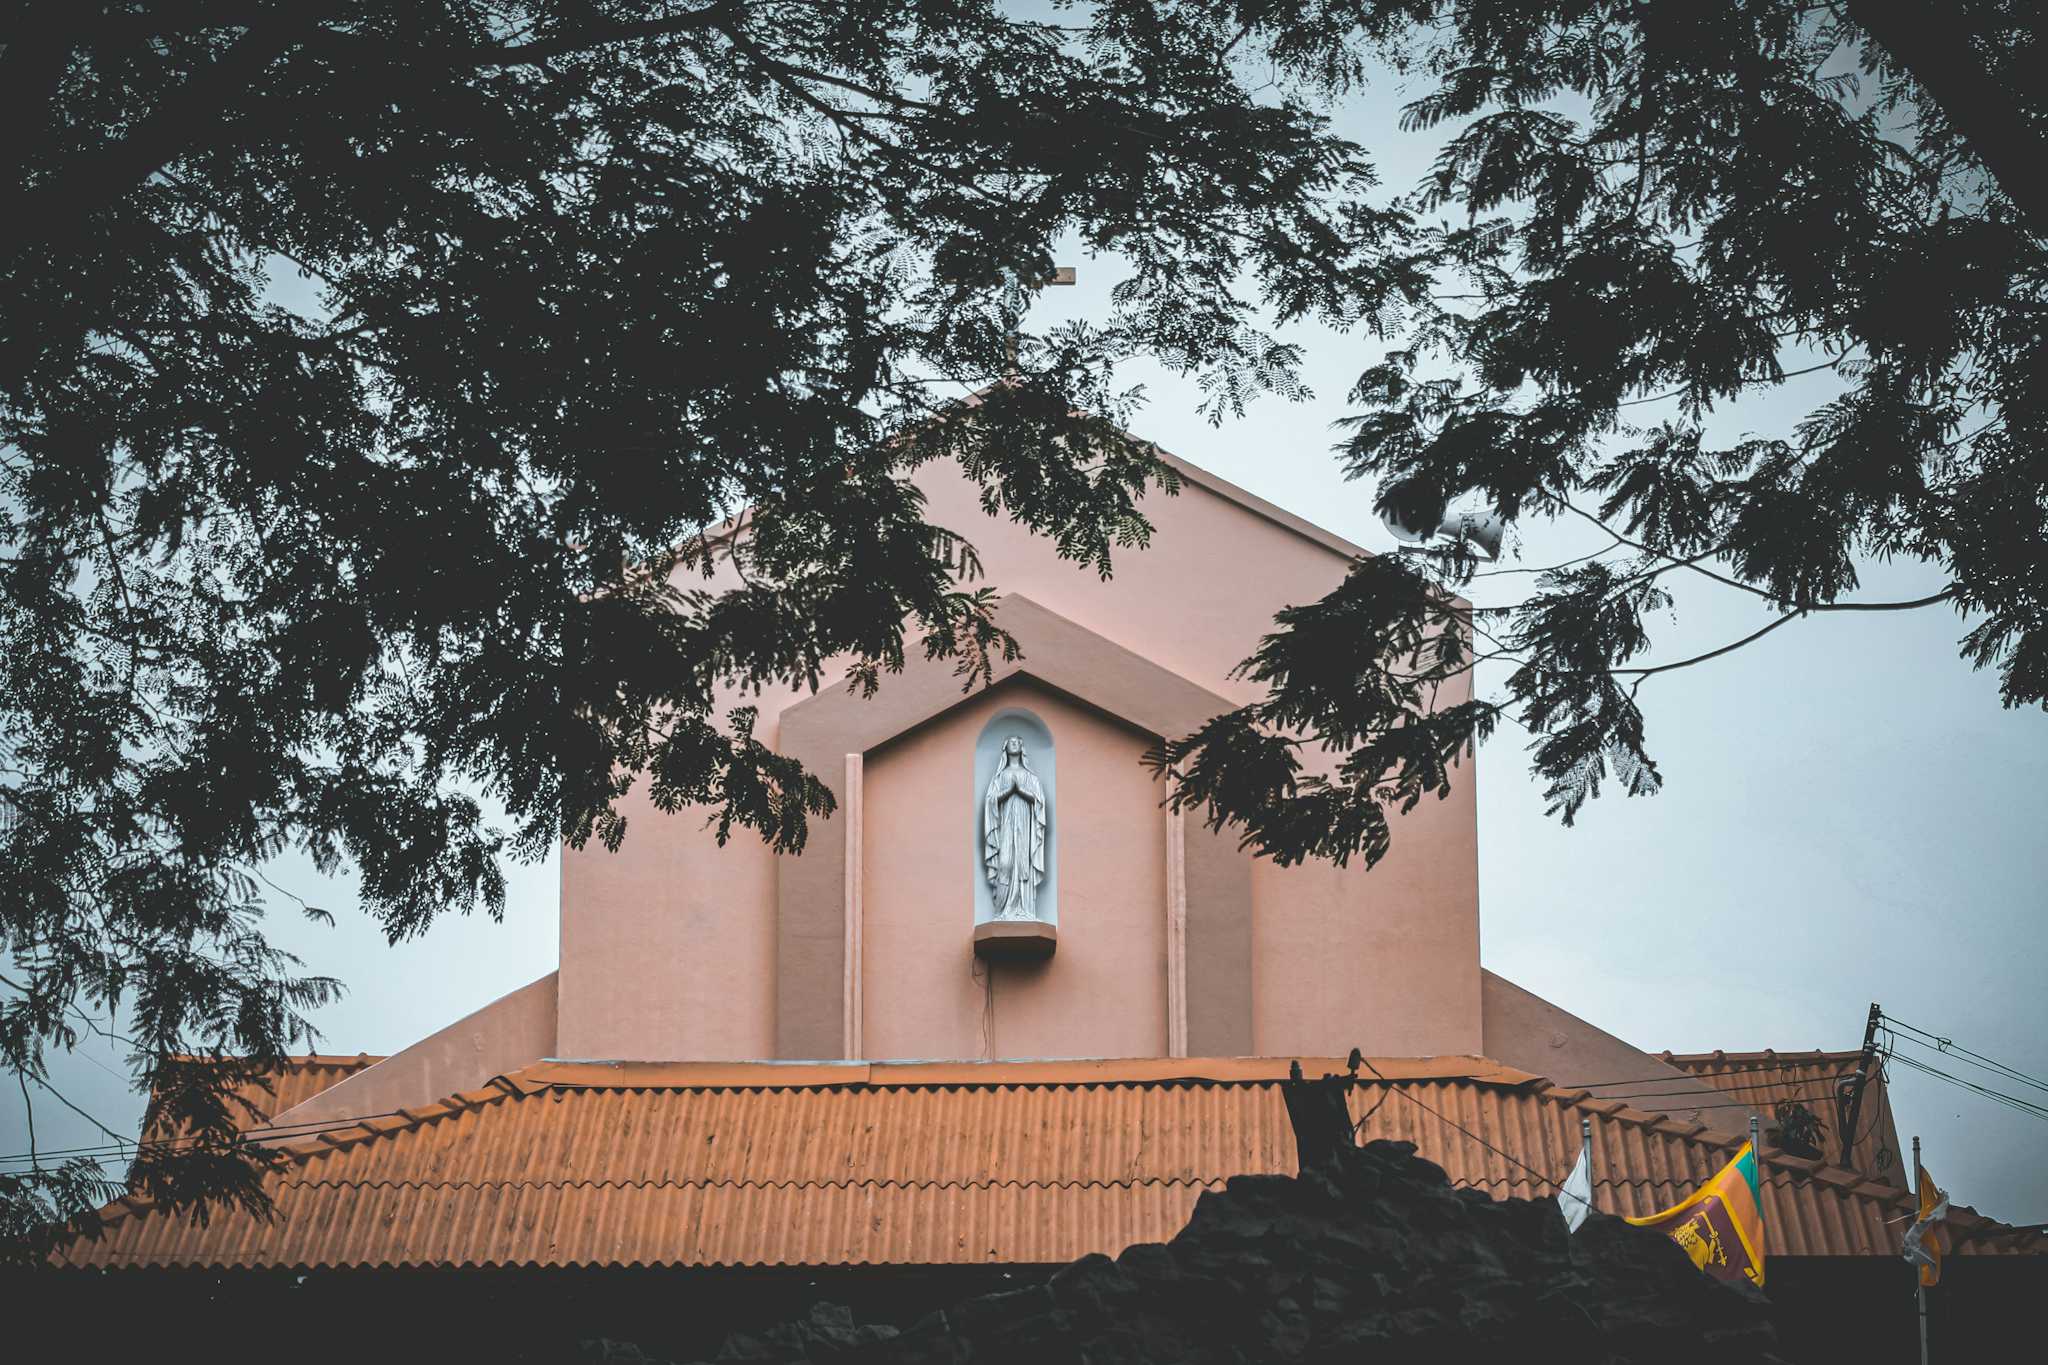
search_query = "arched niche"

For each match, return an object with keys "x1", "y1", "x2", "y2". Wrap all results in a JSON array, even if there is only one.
[{"x1": 971, "y1": 707, "x2": 1057, "y2": 926}]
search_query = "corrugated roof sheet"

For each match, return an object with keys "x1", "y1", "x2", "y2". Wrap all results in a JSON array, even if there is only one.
[
  {"x1": 1660, "y1": 1049, "x2": 1905, "y2": 1183},
  {"x1": 56, "y1": 1056, "x2": 2045, "y2": 1271},
  {"x1": 140, "y1": 1054, "x2": 385, "y2": 1144}
]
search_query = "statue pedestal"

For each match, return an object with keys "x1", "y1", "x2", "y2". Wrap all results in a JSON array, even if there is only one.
[{"x1": 973, "y1": 919, "x2": 1058, "y2": 963}]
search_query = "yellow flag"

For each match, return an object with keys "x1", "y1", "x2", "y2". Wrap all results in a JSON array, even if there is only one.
[{"x1": 1904, "y1": 1164, "x2": 1948, "y2": 1288}]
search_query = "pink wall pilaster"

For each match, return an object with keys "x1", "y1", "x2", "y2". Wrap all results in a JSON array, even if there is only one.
[
  {"x1": 843, "y1": 753, "x2": 864, "y2": 1060},
  {"x1": 1165, "y1": 807, "x2": 1189, "y2": 1058}
]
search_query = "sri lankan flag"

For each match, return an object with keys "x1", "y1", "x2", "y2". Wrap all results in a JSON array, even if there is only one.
[{"x1": 1624, "y1": 1140, "x2": 1766, "y2": 1289}]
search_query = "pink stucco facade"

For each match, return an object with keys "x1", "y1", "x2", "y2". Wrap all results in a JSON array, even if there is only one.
[
  {"x1": 557, "y1": 775, "x2": 778, "y2": 1062},
  {"x1": 862, "y1": 681, "x2": 1168, "y2": 1060},
  {"x1": 323, "y1": 439, "x2": 1726, "y2": 1132},
  {"x1": 550, "y1": 452, "x2": 1484, "y2": 1063}
]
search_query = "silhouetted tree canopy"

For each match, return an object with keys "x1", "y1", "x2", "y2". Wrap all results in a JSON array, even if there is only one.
[
  {"x1": 4, "y1": 0, "x2": 2043, "y2": 1247},
  {"x1": 0, "y1": 0, "x2": 1406, "y2": 1248},
  {"x1": 1159, "y1": 0, "x2": 2048, "y2": 866}
]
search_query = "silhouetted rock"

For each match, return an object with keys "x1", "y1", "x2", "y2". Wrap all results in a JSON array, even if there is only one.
[{"x1": 611, "y1": 1139, "x2": 1784, "y2": 1365}]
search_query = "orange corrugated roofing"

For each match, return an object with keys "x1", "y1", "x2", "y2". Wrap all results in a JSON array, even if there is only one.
[
  {"x1": 55, "y1": 1056, "x2": 2045, "y2": 1271},
  {"x1": 1661, "y1": 1049, "x2": 1905, "y2": 1184},
  {"x1": 139, "y1": 1053, "x2": 385, "y2": 1144}
]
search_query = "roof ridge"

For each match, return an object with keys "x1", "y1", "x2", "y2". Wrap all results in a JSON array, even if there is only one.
[
  {"x1": 1540, "y1": 1084, "x2": 1909, "y2": 1197},
  {"x1": 948, "y1": 384, "x2": 1370, "y2": 562},
  {"x1": 87, "y1": 1074, "x2": 527, "y2": 1233},
  {"x1": 518, "y1": 1055, "x2": 1544, "y2": 1091},
  {"x1": 1658, "y1": 1048, "x2": 1862, "y2": 1065},
  {"x1": 278, "y1": 1174, "x2": 1240, "y2": 1195},
  {"x1": 161, "y1": 1051, "x2": 386, "y2": 1069}
]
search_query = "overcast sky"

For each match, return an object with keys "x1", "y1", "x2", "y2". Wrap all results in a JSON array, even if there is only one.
[{"x1": 6, "y1": 38, "x2": 2044, "y2": 1230}]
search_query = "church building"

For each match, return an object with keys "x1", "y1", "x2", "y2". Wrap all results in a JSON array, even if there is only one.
[{"x1": 46, "y1": 433, "x2": 2044, "y2": 1358}]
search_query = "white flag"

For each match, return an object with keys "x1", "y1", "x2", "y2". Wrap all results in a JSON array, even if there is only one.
[{"x1": 1558, "y1": 1139, "x2": 1594, "y2": 1233}]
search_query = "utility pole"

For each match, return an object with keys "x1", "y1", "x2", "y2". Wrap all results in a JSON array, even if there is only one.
[{"x1": 1837, "y1": 1001, "x2": 1882, "y2": 1171}]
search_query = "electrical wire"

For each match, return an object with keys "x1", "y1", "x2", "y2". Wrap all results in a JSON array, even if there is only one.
[
  {"x1": 1886, "y1": 1051, "x2": 2048, "y2": 1119},
  {"x1": 1553, "y1": 1072, "x2": 1853, "y2": 1100},
  {"x1": 1552, "y1": 1061, "x2": 1858, "y2": 1092},
  {"x1": 1353, "y1": 1057, "x2": 1569, "y2": 1192},
  {"x1": 1880, "y1": 1014, "x2": 2048, "y2": 1097},
  {"x1": 1575, "y1": 1089, "x2": 1840, "y2": 1113},
  {"x1": 0, "y1": 1037, "x2": 1906, "y2": 1171},
  {"x1": 0, "y1": 1076, "x2": 1849, "y2": 1170},
  {"x1": 1884, "y1": 1048, "x2": 2048, "y2": 1124},
  {"x1": 0, "y1": 1104, "x2": 422, "y2": 1168},
  {"x1": 1836, "y1": 1053, "x2": 1896, "y2": 1167},
  {"x1": 1, "y1": 1056, "x2": 1854, "y2": 1159}
]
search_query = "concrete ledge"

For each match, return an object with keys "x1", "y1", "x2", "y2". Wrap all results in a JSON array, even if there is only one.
[{"x1": 973, "y1": 919, "x2": 1058, "y2": 962}]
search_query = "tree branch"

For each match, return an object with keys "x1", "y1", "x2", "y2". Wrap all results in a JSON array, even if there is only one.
[
  {"x1": 1618, "y1": 612, "x2": 1800, "y2": 690},
  {"x1": 5, "y1": 3, "x2": 757, "y2": 263},
  {"x1": 1612, "y1": 353, "x2": 1846, "y2": 409},
  {"x1": 472, "y1": 2, "x2": 744, "y2": 66},
  {"x1": 0, "y1": 2, "x2": 73, "y2": 187},
  {"x1": 4, "y1": 8, "x2": 337, "y2": 262},
  {"x1": 29, "y1": 1076, "x2": 134, "y2": 1153},
  {"x1": 1555, "y1": 501, "x2": 1960, "y2": 616},
  {"x1": 1610, "y1": 587, "x2": 1957, "y2": 694},
  {"x1": 1555, "y1": 501, "x2": 1773, "y2": 600},
  {"x1": 1845, "y1": 0, "x2": 2048, "y2": 239}
]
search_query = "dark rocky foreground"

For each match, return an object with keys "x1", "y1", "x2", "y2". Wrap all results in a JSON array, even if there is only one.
[{"x1": 586, "y1": 1134, "x2": 1786, "y2": 1365}]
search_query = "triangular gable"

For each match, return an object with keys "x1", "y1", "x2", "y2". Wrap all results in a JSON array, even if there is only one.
[{"x1": 775, "y1": 593, "x2": 1239, "y2": 1061}]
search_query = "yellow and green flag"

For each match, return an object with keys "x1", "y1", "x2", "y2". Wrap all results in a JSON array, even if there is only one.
[{"x1": 1624, "y1": 1140, "x2": 1766, "y2": 1288}]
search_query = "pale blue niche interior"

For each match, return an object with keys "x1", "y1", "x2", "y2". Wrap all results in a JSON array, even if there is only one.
[{"x1": 970, "y1": 707, "x2": 1057, "y2": 926}]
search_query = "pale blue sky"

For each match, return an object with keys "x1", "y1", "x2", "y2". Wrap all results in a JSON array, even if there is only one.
[{"x1": 6, "y1": 35, "x2": 2044, "y2": 1232}]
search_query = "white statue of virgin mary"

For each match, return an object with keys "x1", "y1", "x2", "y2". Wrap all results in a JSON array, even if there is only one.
[{"x1": 982, "y1": 736, "x2": 1049, "y2": 920}]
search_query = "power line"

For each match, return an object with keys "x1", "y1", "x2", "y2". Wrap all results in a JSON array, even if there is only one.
[
  {"x1": 1577, "y1": 1089, "x2": 1840, "y2": 1113},
  {"x1": 1885, "y1": 1049, "x2": 2048, "y2": 1125},
  {"x1": 0, "y1": 1076, "x2": 1851, "y2": 1170},
  {"x1": 1353, "y1": 1058, "x2": 1569, "y2": 1191},
  {"x1": 1552, "y1": 1069, "x2": 1854, "y2": 1098},
  {"x1": 1887, "y1": 1051, "x2": 2048, "y2": 1122},
  {"x1": 1569, "y1": 1057, "x2": 1861, "y2": 1082},
  {"x1": 1883, "y1": 1017, "x2": 2048, "y2": 1094},
  {"x1": 3, "y1": 1087, "x2": 1842, "y2": 1173},
  {"x1": 1881, "y1": 1014, "x2": 2048, "y2": 1097},
  {"x1": 0, "y1": 1104, "x2": 421, "y2": 1168}
]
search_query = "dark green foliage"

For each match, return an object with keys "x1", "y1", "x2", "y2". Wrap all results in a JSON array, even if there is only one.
[
  {"x1": 1153, "y1": 553, "x2": 1495, "y2": 867},
  {"x1": 1162, "y1": 0, "x2": 2048, "y2": 857},
  {"x1": 7, "y1": 0, "x2": 2043, "y2": 1250},
  {"x1": 0, "y1": 1, "x2": 1406, "y2": 1245},
  {"x1": 0, "y1": 1156, "x2": 120, "y2": 1262}
]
